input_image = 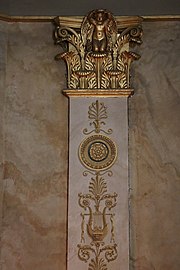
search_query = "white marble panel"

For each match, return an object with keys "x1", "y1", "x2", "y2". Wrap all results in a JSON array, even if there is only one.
[{"x1": 68, "y1": 97, "x2": 129, "y2": 270}]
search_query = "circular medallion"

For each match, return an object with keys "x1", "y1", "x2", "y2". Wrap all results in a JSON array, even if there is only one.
[{"x1": 79, "y1": 135, "x2": 117, "y2": 170}]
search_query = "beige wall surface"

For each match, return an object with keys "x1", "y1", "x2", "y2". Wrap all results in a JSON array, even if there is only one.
[
  {"x1": 129, "y1": 22, "x2": 180, "y2": 270},
  {"x1": 0, "y1": 20, "x2": 179, "y2": 270},
  {"x1": 0, "y1": 22, "x2": 68, "y2": 270}
]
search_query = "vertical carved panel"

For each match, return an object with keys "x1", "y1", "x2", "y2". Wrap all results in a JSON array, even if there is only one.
[{"x1": 78, "y1": 100, "x2": 118, "y2": 270}]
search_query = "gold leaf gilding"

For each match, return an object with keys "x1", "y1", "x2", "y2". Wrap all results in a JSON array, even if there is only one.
[
  {"x1": 54, "y1": 9, "x2": 142, "y2": 91},
  {"x1": 78, "y1": 100, "x2": 118, "y2": 270}
]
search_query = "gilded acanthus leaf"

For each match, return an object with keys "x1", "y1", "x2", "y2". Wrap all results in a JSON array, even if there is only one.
[
  {"x1": 85, "y1": 53, "x2": 96, "y2": 70},
  {"x1": 78, "y1": 244, "x2": 94, "y2": 262},
  {"x1": 101, "y1": 73, "x2": 110, "y2": 89},
  {"x1": 89, "y1": 175, "x2": 107, "y2": 198},
  {"x1": 102, "y1": 54, "x2": 112, "y2": 71},
  {"x1": 118, "y1": 73, "x2": 127, "y2": 88},
  {"x1": 87, "y1": 74, "x2": 97, "y2": 89},
  {"x1": 69, "y1": 72, "x2": 79, "y2": 89},
  {"x1": 54, "y1": 9, "x2": 142, "y2": 89},
  {"x1": 89, "y1": 100, "x2": 107, "y2": 132},
  {"x1": 83, "y1": 100, "x2": 112, "y2": 135},
  {"x1": 102, "y1": 244, "x2": 118, "y2": 262},
  {"x1": 89, "y1": 258, "x2": 108, "y2": 270},
  {"x1": 114, "y1": 34, "x2": 129, "y2": 53}
]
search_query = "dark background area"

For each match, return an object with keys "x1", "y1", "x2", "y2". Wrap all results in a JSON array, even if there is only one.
[{"x1": 0, "y1": 0, "x2": 180, "y2": 16}]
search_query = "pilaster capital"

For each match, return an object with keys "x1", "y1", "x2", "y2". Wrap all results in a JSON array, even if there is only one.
[{"x1": 53, "y1": 10, "x2": 143, "y2": 93}]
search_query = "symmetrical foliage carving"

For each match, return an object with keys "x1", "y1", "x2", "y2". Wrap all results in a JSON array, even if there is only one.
[
  {"x1": 78, "y1": 100, "x2": 118, "y2": 269},
  {"x1": 83, "y1": 100, "x2": 112, "y2": 135},
  {"x1": 78, "y1": 172, "x2": 118, "y2": 270},
  {"x1": 54, "y1": 9, "x2": 142, "y2": 89}
]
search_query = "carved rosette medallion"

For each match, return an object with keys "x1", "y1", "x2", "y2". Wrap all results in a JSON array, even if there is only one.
[
  {"x1": 79, "y1": 135, "x2": 117, "y2": 170},
  {"x1": 78, "y1": 100, "x2": 118, "y2": 270}
]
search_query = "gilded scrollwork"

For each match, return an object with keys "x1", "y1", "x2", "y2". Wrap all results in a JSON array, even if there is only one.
[
  {"x1": 78, "y1": 172, "x2": 118, "y2": 270},
  {"x1": 77, "y1": 100, "x2": 118, "y2": 269},
  {"x1": 54, "y1": 9, "x2": 142, "y2": 90}
]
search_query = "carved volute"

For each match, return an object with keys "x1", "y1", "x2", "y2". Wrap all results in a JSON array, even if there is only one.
[{"x1": 54, "y1": 10, "x2": 143, "y2": 91}]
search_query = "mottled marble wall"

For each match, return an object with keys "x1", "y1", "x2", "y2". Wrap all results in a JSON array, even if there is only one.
[
  {"x1": 0, "y1": 22, "x2": 68, "y2": 270},
  {"x1": 0, "y1": 22, "x2": 8, "y2": 267},
  {"x1": 0, "y1": 20, "x2": 179, "y2": 270},
  {"x1": 129, "y1": 22, "x2": 180, "y2": 270}
]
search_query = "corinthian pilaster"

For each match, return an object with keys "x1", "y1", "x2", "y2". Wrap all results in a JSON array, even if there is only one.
[{"x1": 53, "y1": 9, "x2": 142, "y2": 270}]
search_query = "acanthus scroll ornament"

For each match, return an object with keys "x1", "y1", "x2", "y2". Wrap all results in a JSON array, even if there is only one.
[
  {"x1": 78, "y1": 100, "x2": 118, "y2": 270},
  {"x1": 78, "y1": 172, "x2": 118, "y2": 270},
  {"x1": 54, "y1": 10, "x2": 143, "y2": 90}
]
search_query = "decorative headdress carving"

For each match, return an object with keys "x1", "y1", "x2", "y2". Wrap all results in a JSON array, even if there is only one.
[{"x1": 54, "y1": 10, "x2": 143, "y2": 90}]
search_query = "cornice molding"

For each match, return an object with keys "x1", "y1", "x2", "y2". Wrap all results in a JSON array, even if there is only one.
[
  {"x1": 0, "y1": 14, "x2": 54, "y2": 22},
  {"x1": 142, "y1": 15, "x2": 180, "y2": 21},
  {"x1": 62, "y1": 89, "x2": 134, "y2": 97},
  {"x1": 0, "y1": 13, "x2": 180, "y2": 23},
  {"x1": 56, "y1": 15, "x2": 143, "y2": 29}
]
